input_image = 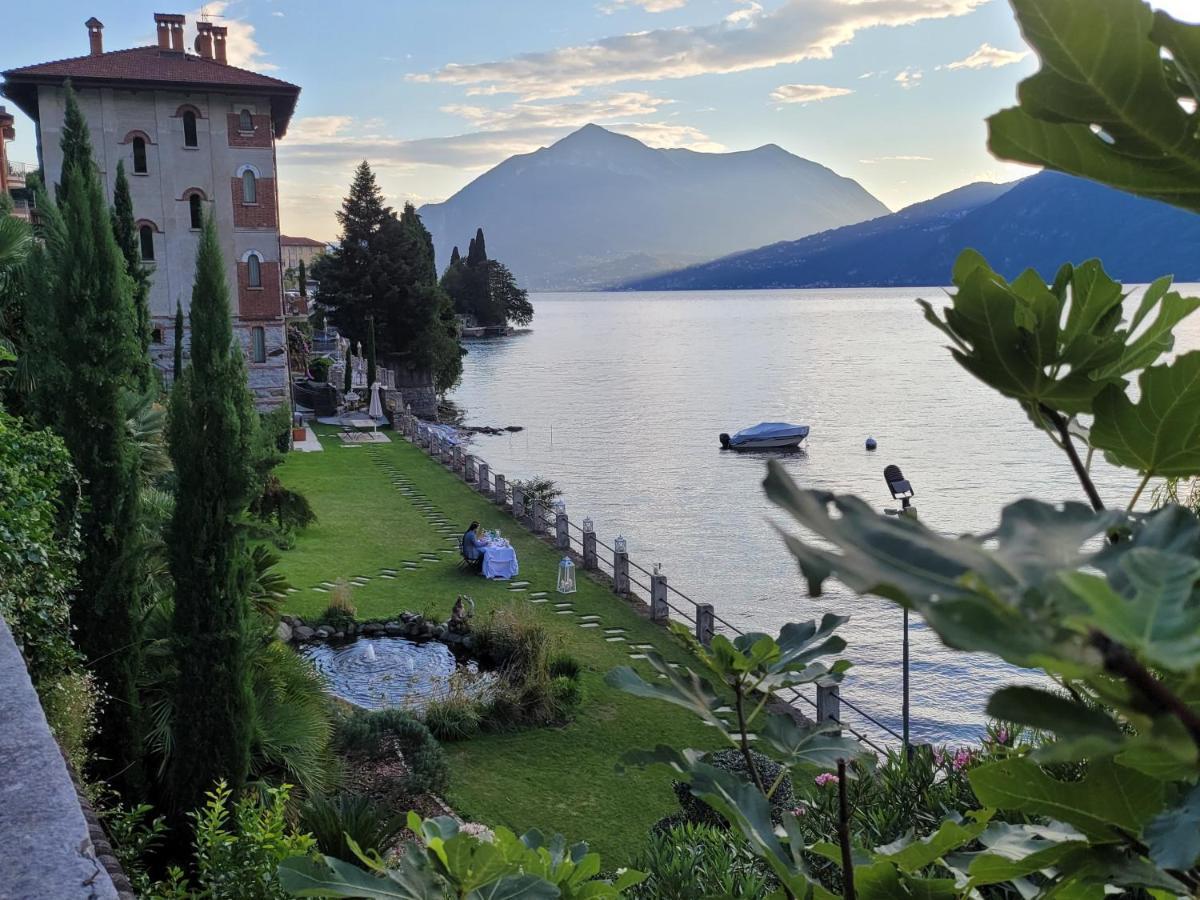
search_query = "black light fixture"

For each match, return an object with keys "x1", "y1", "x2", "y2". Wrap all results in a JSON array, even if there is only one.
[
  {"x1": 883, "y1": 463, "x2": 915, "y2": 755},
  {"x1": 884, "y1": 464, "x2": 914, "y2": 510}
]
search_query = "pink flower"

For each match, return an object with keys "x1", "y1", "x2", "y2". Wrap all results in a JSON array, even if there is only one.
[
  {"x1": 996, "y1": 728, "x2": 1010, "y2": 745},
  {"x1": 951, "y1": 749, "x2": 972, "y2": 772},
  {"x1": 791, "y1": 805, "x2": 808, "y2": 817},
  {"x1": 815, "y1": 773, "x2": 839, "y2": 787},
  {"x1": 932, "y1": 748, "x2": 945, "y2": 766}
]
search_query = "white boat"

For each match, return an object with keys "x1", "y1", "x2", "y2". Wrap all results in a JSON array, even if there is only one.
[{"x1": 719, "y1": 422, "x2": 810, "y2": 451}]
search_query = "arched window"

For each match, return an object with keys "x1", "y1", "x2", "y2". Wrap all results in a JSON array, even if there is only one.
[
  {"x1": 239, "y1": 108, "x2": 253, "y2": 131},
  {"x1": 241, "y1": 169, "x2": 257, "y2": 204},
  {"x1": 251, "y1": 326, "x2": 266, "y2": 363},
  {"x1": 132, "y1": 136, "x2": 147, "y2": 174},
  {"x1": 139, "y1": 225, "x2": 155, "y2": 261},
  {"x1": 189, "y1": 194, "x2": 203, "y2": 229},
  {"x1": 151, "y1": 327, "x2": 164, "y2": 344},
  {"x1": 183, "y1": 110, "x2": 198, "y2": 147},
  {"x1": 247, "y1": 253, "x2": 262, "y2": 287}
]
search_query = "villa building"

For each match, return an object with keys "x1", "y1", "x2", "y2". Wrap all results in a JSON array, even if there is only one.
[
  {"x1": 280, "y1": 234, "x2": 328, "y2": 271},
  {"x1": 1, "y1": 14, "x2": 301, "y2": 407}
]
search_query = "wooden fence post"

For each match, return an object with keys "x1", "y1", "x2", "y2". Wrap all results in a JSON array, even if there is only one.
[
  {"x1": 583, "y1": 530, "x2": 598, "y2": 570},
  {"x1": 464, "y1": 455, "x2": 476, "y2": 483},
  {"x1": 695, "y1": 603, "x2": 715, "y2": 646},
  {"x1": 494, "y1": 474, "x2": 506, "y2": 507},
  {"x1": 511, "y1": 484, "x2": 525, "y2": 519},
  {"x1": 530, "y1": 498, "x2": 545, "y2": 534},
  {"x1": 650, "y1": 572, "x2": 669, "y2": 622},
  {"x1": 555, "y1": 513, "x2": 569, "y2": 550},
  {"x1": 477, "y1": 462, "x2": 490, "y2": 495},
  {"x1": 614, "y1": 549, "x2": 630, "y2": 596},
  {"x1": 816, "y1": 681, "x2": 842, "y2": 733}
]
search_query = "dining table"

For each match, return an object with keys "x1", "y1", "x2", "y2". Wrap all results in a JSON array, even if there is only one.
[{"x1": 480, "y1": 540, "x2": 519, "y2": 580}]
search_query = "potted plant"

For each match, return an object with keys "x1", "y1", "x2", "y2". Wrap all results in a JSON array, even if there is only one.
[{"x1": 310, "y1": 357, "x2": 331, "y2": 383}]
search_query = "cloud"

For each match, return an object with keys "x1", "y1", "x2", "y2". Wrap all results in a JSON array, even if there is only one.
[
  {"x1": 442, "y1": 92, "x2": 672, "y2": 131},
  {"x1": 277, "y1": 113, "x2": 723, "y2": 174},
  {"x1": 601, "y1": 0, "x2": 688, "y2": 11},
  {"x1": 726, "y1": 1, "x2": 763, "y2": 24},
  {"x1": 271, "y1": 10, "x2": 285, "y2": 16},
  {"x1": 894, "y1": 67, "x2": 923, "y2": 88},
  {"x1": 420, "y1": 0, "x2": 988, "y2": 99},
  {"x1": 186, "y1": 2, "x2": 278, "y2": 71},
  {"x1": 770, "y1": 83, "x2": 853, "y2": 104},
  {"x1": 943, "y1": 42, "x2": 1029, "y2": 70}
]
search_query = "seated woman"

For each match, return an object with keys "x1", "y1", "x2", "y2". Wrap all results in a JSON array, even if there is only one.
[{"x1": 461, "y1": 521, "x2": 484, "y2": 573}]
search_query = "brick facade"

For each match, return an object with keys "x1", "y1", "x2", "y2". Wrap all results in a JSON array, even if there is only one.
[
  {"x1": 230, "y1": 177, "x2": 277, "y2": 228},
  {"x1": 237, "y1": 259, "x2": 282, "y2": 318},
  {"x1": 226, "y1": 113, "x2": 272, "y2": 148}
]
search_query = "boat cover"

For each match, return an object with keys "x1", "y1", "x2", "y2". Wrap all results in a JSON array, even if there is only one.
[{"x1": 730, "y1": 422, "x2": 810, "y2": 445}]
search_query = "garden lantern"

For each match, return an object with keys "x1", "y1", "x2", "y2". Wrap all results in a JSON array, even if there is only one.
[
  {"x1": 614, "y1": 535, "x2": 627, "y2": 555},
  {"x1": 653, "y1": 562, "x2": 663, "y2": 576},
  {"x1": 582, "y1": 517, "x2": 594, "y2": 533},
  {"x1": 553, "y1": 499, "x2": 566, "y2": 516},
  {"x1": 557, "y1": 557, "x2": 577, "y2": 594}
]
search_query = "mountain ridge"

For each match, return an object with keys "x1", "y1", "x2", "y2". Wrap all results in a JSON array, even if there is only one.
[
  {"x1": 621, "y1": 172, "x2": 1200, "y2": 290},
  {"x1": 417, "y1": 124, "x2": 889, "y2": 291}
]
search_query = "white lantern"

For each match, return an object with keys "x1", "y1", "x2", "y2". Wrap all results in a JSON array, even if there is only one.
[
  {"x1": 653, "y1": 562, "x2": 663, "y2": 576},
  {"x1": 557, "y1": 557, "x2": 577, "y2": 594},
  {"x1": 553, "y1": 499, "x2": 566, "y2": 516},
  {"x1": 614, "y1": 535, "x2": 627, "y2": 555},
  {"x1": 582, "y1": 517, "x2": 594, "y2": 533}
]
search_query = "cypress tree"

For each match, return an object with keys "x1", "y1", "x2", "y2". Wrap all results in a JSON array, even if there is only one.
[
  {"x1": 366, "y1": 315, "x2": 377, "y2": 387},
  {"x1": 173, "y1": 299, "x2": 184, "y2": 383},
  {"x1": 449, "y1": 246, "x2": 460, "y2": 266},
  {"x1": 46, "y1": 83, "x2": 147, "y2": 791},
  {"x1": 298, "y1": 258, "x2": 307, "y2": 297},
  {"x1": 165, "y1": 214, "x2": 257, "y2": 816},
  {"x1": 472, "y1": 227, "x2": 487, "y2": 263},
  {"x1": 111, "y1": 161, "x2": 153, "y2": 392},
  {"x1": 344, "y1": 344, "x2": 352, "y2": 393}
]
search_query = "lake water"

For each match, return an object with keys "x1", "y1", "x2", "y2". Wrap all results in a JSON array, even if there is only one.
[{"x1": 448, "y1": 288, "x2": 1200, "y2": 746}]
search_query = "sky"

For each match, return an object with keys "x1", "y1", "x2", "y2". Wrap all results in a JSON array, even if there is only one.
[{"x1": 4, "y1": 0, "x2": 1199, "y2": 240}]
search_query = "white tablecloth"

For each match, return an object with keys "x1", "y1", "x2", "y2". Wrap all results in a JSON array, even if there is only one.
[{"x1": 482, "y1": 543, "x2": 519, "y2": 580}]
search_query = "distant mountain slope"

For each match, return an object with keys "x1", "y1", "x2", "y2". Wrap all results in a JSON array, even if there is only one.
[
  {"x1": 623, "y1": 172, "x2": 1200, "y2": 290},
  {"x1": 417, "y1": 124, "x2": 889, "y2": 291}
]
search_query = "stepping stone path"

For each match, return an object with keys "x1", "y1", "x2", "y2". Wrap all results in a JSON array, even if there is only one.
[{"x1": 362, "y1": 447, "x2": 683, "y2": 668}]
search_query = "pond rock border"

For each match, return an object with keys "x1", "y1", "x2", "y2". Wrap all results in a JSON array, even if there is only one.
[{"x1": 278, "y1": 613, "x2": 475, "y2": 652}]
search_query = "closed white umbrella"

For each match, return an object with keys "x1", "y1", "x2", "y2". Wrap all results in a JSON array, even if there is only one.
[{"x1": 368, "y1": 381, "x2": 383, "y2": 419}]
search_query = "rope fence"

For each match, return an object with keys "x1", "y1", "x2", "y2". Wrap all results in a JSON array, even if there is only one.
[{"x1": 405, "y1": 415, "x2": 901, "y2": 752}]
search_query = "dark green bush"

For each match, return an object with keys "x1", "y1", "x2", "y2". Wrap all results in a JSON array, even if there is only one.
[
  {"x1": 423, "y1": 696, "x2": 481, "y2": 742},
  {"x1": 333, "y1": 708, "x2": 449, "y2": 796},
  {"x1": 673, "y1": 749, "x2": 793, "y2": 828},
  {"x1": 473, "y1": 607, "x2": 549, "y2": 674},
  {"x1": 310, "y1": 357, "x2": 331, "y2": 382},
  {"x1": 630, "y1": 822, "x2": 777, "y2": 899},
  {"x1": 299, "y1": 793, "x2": 407, "y2": 861},
  {"x1": 548, "y1": 653, "x2": 581, "y2": 680}
]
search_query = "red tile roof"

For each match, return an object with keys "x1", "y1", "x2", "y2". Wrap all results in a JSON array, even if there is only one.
[
  {"x1": 280, "y1": 235, "x2": 327, "y2": 247},
  {"x1": 2, "y1": 46, "x2": 300, "y2": 136}
]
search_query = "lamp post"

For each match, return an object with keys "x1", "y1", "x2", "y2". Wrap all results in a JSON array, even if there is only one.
[{"x1": 884, "y1": 464, "x2": 916, "y2": 755}]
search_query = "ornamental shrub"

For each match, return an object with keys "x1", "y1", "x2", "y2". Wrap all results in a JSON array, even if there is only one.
[
  {"x1": 548, "y1": 652, "x2": 582, "y2": 680},
  {"x1": 672, "y1": 748, "x2": 794, "y2": 828},
  {"x1": 423, "y1": 695, "x2": 481, "y2": 742},
  {"x1": 298, "y1": 793, "x2": 406, "y2": 862},
  {"x1": 333, "y1": 707, "x2": 449, "y2": 796},
  {"x1": 630, "y1": 821, "x2": 777, "y2": 899}
]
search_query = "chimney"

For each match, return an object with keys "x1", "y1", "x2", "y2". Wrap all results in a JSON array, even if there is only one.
[
  {"x1": 86, "y1": 17, "x2": 104, "y2": 56},
  {"x1": 212, "y1": 26, "x2": 228, "y2": 64},
  {"x1": 195, "y1": 20, "x2": 213, "y2": 59},
  {"x1": 153, "y1": 13, "x2": 186, "y2": 52}
]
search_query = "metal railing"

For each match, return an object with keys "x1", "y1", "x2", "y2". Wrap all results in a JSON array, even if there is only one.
[{"x1": 405, "y1": 416, "x2": 900, "y2": 754}]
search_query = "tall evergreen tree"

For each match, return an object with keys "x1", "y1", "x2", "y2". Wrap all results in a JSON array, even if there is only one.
[
  {"x1": 165, "y1": 215, "x2": 257, "y2": 816},
  {"x1": 449, "y1": 246, "x2": 460, "y2": 266},
  {"x1": 111, "y1": 160, "x2": 153, "y2": 392},
  {"x1": 318, "y1": 161, "x2": 389, "y2": 341},
  {"x1": 468, "y1": 227, "x2": 487, "y2": 265},
  {"x1": 298, "y1": 258, "x2": 307, "y2": 297},
  {"x1": 366, "y1": 315, "x2": 377, "y2": 387},
  {"x1": 43, "y1": 84, "x2": 147, "y2": 791},
  {"x1": 173, "y1": 299, "x2": 184, "y2": 383},
  {"x1": 344, "y1": 344, "x2": 352, "y2": 393}
]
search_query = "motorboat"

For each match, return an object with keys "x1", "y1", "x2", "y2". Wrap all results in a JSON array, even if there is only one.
[{"x1": 719, "y1": 422, "x2": 810, "y2": 451}]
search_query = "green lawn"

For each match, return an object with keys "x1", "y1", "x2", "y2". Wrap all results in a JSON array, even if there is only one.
[{"x1": 274, "y1": 428, "x2": 721, "y2": 864}]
